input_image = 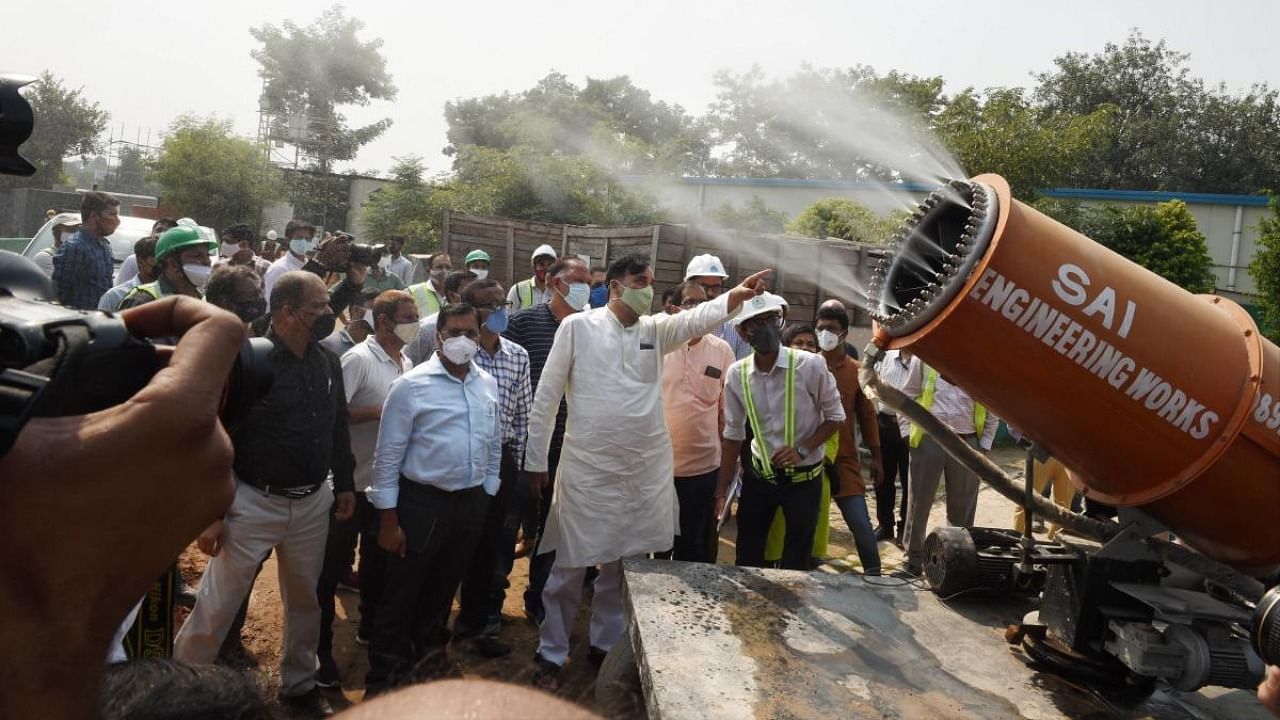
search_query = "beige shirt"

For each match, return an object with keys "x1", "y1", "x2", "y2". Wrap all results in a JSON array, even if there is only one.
[{"x1": 661, "y1": 334, "x2": 736, "y2": 477}]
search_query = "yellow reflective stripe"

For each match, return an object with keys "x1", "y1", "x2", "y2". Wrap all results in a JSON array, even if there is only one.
[
  {"x1": 908, "y1": 366, "x2": 938, "y2": 448},
  {"x1": 974, "y1": 402, "x2": 987, "y2": 438},
  {"x1": 741, "y1": 359, "x2": 773, "y2": 477},
  {"x1": 741, "y1": 349, "x2": 799, "y2": 477}
]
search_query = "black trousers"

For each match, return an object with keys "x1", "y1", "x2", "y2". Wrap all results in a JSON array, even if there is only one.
[
  {"x1": 735, "y1": 465, "x2": 823, "y2": 571},
  {"x1": 672, "y1": 470, "x2": 720, "y2": 563},
  {"x1": 357, "y1": 494, "x2": 388, "y2": 640},
  {"x1": 455, "y1": 444, "x2": 520, "y2": 637},
  {"x1": 874, "y1": 413, "x2": 911, "y2": 533},
  {"x1": 365, "y1": 481, "x2": 489, "y2": 693},
  {"x1": 523, "y1": 438, "x2": 563, "y2": 616},
  {"x1": 317, "y1": 492, "x2": 364, "y2": 659}
]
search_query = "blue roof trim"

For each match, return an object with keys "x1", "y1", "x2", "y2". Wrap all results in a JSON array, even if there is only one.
[
  {"x1": 623, "y1": 175, "x2": 1272, "y2": 207},
  {"x1": 1040, "y1": 187, "x2": 1270, "y2": 207}
]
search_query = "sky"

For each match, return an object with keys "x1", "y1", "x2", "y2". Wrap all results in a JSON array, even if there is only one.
[{"x1": 13, "y1": 0, "x2": 1280, "y2": 178}]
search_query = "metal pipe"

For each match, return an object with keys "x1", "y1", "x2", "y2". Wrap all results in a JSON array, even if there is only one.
[
  {"x1": 1228, "y1": 205, "x2": 1244, "y2": 291},
  {"x1": 857, "y1": 345, "x2": 1266, "y2": 603}
]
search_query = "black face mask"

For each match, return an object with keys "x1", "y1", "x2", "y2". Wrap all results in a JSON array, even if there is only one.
[
  {"x1": 309, "y1": 312, "x2": 337, "y2": 342},
  {"x1": 748, "y1": 322, "x2": 780, "y2": 355},
  {"x1": 232, "y1": 298, "x2": 267, "y2": 324}
]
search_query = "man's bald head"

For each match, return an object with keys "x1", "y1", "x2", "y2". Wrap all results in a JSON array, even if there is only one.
[
  {"x1": 819, "y1": 298, "x2": 846, "y2": 314},
  {"x1": 271, "y1": 271, "x2": 326, "y2": 316}
]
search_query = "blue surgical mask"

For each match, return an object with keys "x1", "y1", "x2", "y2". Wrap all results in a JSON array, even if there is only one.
[
  {"x1": 561, "y1": 282, "x2": 590, "y2": 311},
  {"x1": 485, "y1": 307, "x2": 509, "y2": 334},
  {"x1": 290, "y1": 238, "x2": 315, "y2": 256}
]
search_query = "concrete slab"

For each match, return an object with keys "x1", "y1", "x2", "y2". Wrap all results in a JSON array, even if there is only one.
[{"x1": 623, "y1": 558, "x2": 1270, "y2": 720}]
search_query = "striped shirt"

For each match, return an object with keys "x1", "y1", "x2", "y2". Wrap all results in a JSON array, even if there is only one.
[
  {"x1": 474, "y1": 337, "x2": 533, "y2": 461},
  {"x1": 710, "y1": 319, "x2": 753, "y2": 360},
  {"x1": 503, "y1": 303, "x2": 566, "y2": 455}
]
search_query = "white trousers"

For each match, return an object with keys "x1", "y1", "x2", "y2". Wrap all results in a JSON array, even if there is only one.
[
  {"x1": 174, "y1": 481, "x2": 332, "y2": 696},
  {"x1": 537, "y1": 559, "x2": 625, "y2": 667}
]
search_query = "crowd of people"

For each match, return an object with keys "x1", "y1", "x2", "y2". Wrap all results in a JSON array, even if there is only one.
[{"x1": 34, "y1": 189, "x2": 1276, "y2": 718}]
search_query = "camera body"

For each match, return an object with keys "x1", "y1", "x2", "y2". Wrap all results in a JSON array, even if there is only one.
[{"x1": 348, "y1": 242, "x2": 385, "y2": 269}]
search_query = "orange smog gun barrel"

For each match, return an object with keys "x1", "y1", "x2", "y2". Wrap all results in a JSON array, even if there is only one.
[{"x1": 868, "y1": 174, "x2": 1280, "y2": 574}]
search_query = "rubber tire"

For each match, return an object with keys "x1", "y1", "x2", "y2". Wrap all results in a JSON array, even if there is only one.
[
  {"x1": 923, "y1": 526, "x2": 979, "y2": 596},
  {"x1": 595, "y1": 631, "x2": 644, "y2": 716}
]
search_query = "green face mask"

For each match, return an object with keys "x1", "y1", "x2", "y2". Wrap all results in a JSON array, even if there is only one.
[{"x1": 620, "y1": 285, "x2": 654, "y2": 316}]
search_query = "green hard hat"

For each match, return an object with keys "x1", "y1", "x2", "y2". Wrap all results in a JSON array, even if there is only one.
[
  {"x1": 464, "y1": 249, "x2": 491, "y2": 265},
  {"x1": 156, "y1": 226, "x2": 215, "y2": 261}
]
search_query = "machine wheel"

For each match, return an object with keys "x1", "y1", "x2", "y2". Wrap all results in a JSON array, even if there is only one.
[{"x1": 923, "y1": 526, "x2": 979, "y2": 596}]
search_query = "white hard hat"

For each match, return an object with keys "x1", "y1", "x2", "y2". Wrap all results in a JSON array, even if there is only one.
[
  {"x1": 733, "y1": 292, "x2": 788, "y2": 325},
  {"x1": 685, "y1": 253, "x2": 728, "y2": 280},
  {"x1": 532, "y1": 244, "x2": 558, "y2": 262},
  {"x1": 266, "y1": 230, "x2": 278, "y2": 241}
]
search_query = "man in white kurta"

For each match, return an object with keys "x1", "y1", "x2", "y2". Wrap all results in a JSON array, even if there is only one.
[{"x1": 524, "y1": 253, "x2": 770, "y2": 681}]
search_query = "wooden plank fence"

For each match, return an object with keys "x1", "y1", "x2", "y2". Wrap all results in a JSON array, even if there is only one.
[{"x1": 440, "y1": 210, "x2": 888, "y2": 326}]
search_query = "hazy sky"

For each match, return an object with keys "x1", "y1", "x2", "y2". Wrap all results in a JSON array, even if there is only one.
[{"x1": 13, "y1": 0, "x2": 1280, "y2": 177}]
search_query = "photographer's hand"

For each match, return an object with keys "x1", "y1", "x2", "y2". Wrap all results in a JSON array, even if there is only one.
[{"x1": 0, "y1": 296, "x2": 245, "y2": 720}]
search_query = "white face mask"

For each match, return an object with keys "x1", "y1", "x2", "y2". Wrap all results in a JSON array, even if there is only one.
[
  {"x1": 220, "y1": 242, "x2": 240, "y2": 259},
  {"x1": 816, "y1": 329, "x2": 842, "y2": 352},
  {"x1": 470, "y1": 267, "x2": 488, "y2": 280},
  {"x1": 183, "y1": 263, "x2": 212, "y2": 290},
  {"x1": 560, "y1": 281, "x2": 590, "y2": 311},
  {"x1": 378, "y1": 255, "x2": 392, "y2": 271},
  {"x1": 393, "y1": 321, "x2": 419, "y2": 345},
  {"x1": 290, "y1": 238, "x2": 315, "y2": 256},
  {"x1": 439, "y1": 335, "x2": 478, "y2": 365}
]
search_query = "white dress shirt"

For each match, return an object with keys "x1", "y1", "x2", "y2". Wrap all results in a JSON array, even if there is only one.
[
  {"x1": 388, "y1": 255, "x2": 416, "y2": 286},
  {"x1": 900, "y1": 356, "x2": 1000, "y2": 450},
  {"x1": 368, "y1": 353, "x2": 502, "y2": 510},
  {"x1": 722, "y1": 348, "x2": 847, "y2": 468},
  {"x1": 876, "y1": 349, "x2": 914, "y2": 437},
  {"x1": 341, "y1": 336, "x2": 411, "y2": 493},
  {"x1": 263, "y1": 252, "x2": 305, "y2": 300}
]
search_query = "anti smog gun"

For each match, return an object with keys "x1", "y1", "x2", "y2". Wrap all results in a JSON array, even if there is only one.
[{"x1": 861, "y1": 174, "x2": 1280, "y2": 695}]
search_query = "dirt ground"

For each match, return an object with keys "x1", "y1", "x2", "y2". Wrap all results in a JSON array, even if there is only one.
[{"x1": 176, "y1": 446, "x2": 1037, "y2": 718}]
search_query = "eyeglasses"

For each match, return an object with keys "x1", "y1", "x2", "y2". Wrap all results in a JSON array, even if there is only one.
[
  {"x1": 440, "y1": 328, "x2": 479, "y2": 340},
  {"x1": 679, "y1": 299, "x2": 706, "y2": 309},
  {"x1": 697, "y1": 282, "x2": 724, "y2": 295},
  {"x1": 475, "y1": 301, "x2": 513, "y2": 312}
]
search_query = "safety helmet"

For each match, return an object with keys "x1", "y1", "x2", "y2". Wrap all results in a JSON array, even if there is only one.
[
  {"x1": 531, "y1": 244, "x2": 557, "y2": 262},
  {"x1": 465, "y1": 249, "x2": 492, "y2": 266},
  {"x1": 732, "y1": 292, "x2": 788, "y2": 325},
  {"x1": 156, "y1": 226, "x2": 216, "y2": 262},
  {"x1": 685, "y1": 253, "x2": 728, "y2": 280}
]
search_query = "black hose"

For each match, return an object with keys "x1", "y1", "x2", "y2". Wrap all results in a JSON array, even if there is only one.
[{"x1": 857, "y1": 349, "x2": 1265, "y2": 603}]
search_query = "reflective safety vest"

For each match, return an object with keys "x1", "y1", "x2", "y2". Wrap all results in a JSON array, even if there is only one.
[
  {"x1": 512, "y1": 278, "x2": 539, "y2": 310},
  {"x1": 119, "y1": 281, "x2": 163, "y2": 309},
  {"x1": 908, "y1": 365, "x2": 987, "y2": 448},
  {"x1": 408, "y1": 282, "x2": 442, "y2": 317},
  {"x1": 741, "y1": 349, "x2": 798, "y2": 479}
]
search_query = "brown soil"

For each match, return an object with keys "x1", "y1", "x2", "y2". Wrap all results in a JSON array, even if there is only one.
[{"x1": 176, "y1": 447, "x2": 1032, "y2": 718}]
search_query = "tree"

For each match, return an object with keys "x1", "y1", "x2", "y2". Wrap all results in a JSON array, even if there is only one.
[
  {"x1": 706, "y1": 196, "x2": 788, "y2": 234},
  {"x1": 152, "y1": 116, "x2": 283, "y2": 231},
  {"x1": 787, "y1": 198, "x2": 905, "y2": 243},
  {"x1": 0, "y1": 72, "x2": 108, "y2": 189},
  {"x1": 359, "y1": 157, "x2": 437, "y2": 250},
  {"x1": 1034, "y1": 31, "x2": 1280, "y2": 193},
  {"x1": 1043, "y1": 199, "x2": 1215, "y2": 293},
  {"x1": 1251, "y1": 194, "x2": 1280, "y2": 342},
  {"x1": 935, "y1": 87, "x2": 1112, "y2": 198},
  {"x1": 703, "y1": 65, "x2": 947, "y2": 181},
  {"x1": 111, "y1": 145, "x2": 157, "y2": 196},
  {"x1": 252, "y1": 5, "x2": 396, "y2": 220}
]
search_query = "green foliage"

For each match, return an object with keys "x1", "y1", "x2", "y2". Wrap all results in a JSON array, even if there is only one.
[
  {"x1": 152, "y1": 116, "x2": 283, "y2": 231},
  {"x1": 1034, "y1": 31, "x2": 1280, "y2": 193},
  {"x1": 1251, "y1": 194, "x2": 1280, "y2": 342},
  {"x1": 111, "y1": 145, "x2": 159, "y2": 196},
  {"x1": 786, "y1": 198, "x2": 905, "y2": 243},
  {"x1": 252, "y1": 5, "x2": 395, "y2": 224},
  {"x1": 0, "y1": 72, "x2": 108, "y2": 190},
  {"x1": 704, "y1": 65, "x2": 946, "y2": 180},
  {"x1": 934, "y1": 87, "x2": 1112, "y2": 198},
  {"x1": 1037, "y1": 198, "x2": 1215, "y2": 293},
  {"x1": 707, "y1": 195, "x2": 788, "y2": 234}
]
